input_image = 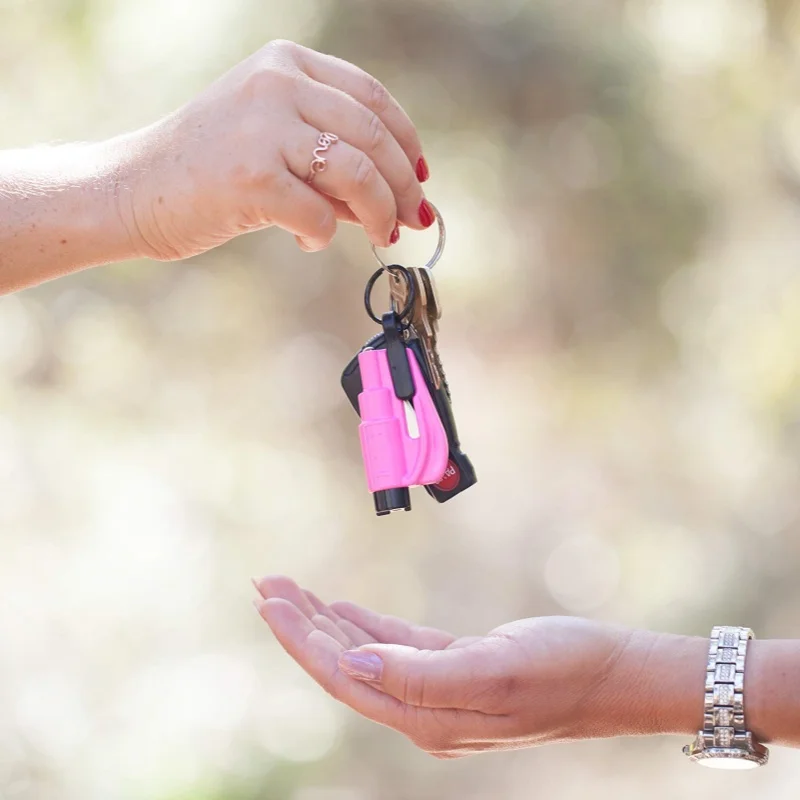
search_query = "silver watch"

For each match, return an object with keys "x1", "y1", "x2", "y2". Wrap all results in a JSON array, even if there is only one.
[{"x1": 683, "y1": 626, "x2": 768, "y2": 769}]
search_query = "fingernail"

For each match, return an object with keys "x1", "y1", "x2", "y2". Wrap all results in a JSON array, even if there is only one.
[
  {"x1": 390, "y1": 223, "x2": 400, "y2": 245},
  {"x1": 415, "y1": 155, "x2": 430, "y2": 183},
  {"x1": 419, "y1": 199, "x2": 435, "y2": 228},
  {"x1": 252, "y1": 598, "x2": 264, "y2": 613},
  {"x1": 339, "y1": 650, "x2": 383, "y2": 681}
]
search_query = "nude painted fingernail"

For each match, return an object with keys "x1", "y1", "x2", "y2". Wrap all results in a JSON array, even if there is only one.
[
  {"x1": 390, "y1": 223, "x2": 400, "y2": 245},
  {"x1": 339, "y1": 650, "x2": 383, "y2": 681},
  {"x1": 415, "y1": 155, "x2": 430, "y2": 182},
  {"x1": 419, "y1": 199, "x2": 435, "y2": 228}
]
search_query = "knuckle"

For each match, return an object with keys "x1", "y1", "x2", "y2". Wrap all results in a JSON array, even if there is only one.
[
  {"x1": 317, "y1": 204, "x2": 335, "y2": 233},
  {"x1": 351, "y1": 152, "x2": 378, "y2": 192},
  {"x1": 367, "y1": 76, "x2": 391, "y2": 114},
  {"x1": 264, "y1": 39, "x2": 298, "y2": 59},
  {"x1": 232, "y1": 160, "x2": 279, "y2": 192},
  {"x1": 243, "y1": 63, "x2": 295, "y2": 100},
  {"x1": 249, "y1": 42, "x2": 304, "y2": 94},
  {"x1": 396, "y1": 167, "x2": 418, "y2": 199},
  {"x1": 363, "y1": 110, "x2": 388, "y2": 153}
]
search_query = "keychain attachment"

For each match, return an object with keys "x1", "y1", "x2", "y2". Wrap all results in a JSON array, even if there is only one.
[
  {"x1": 364, "y1": 264, "x2": 415, "y2": 326},
  {"x1": 370, "y1": 202, "x2": 446, "y2": 272}
]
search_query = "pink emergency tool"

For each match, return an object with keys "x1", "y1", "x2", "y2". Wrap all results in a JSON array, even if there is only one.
[{"x1": 357, "y1": 345, "x2": 448, "y2": 513}]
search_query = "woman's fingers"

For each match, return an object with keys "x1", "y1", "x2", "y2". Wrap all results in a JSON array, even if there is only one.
[
  {"x1": 294, "y1": 44, "x2": 426, "y2": 178},
  {"x1": 330, "y1": 600, "x2": 457, "y2": 651},
  {"x1": 256, "y1": 597, "x2": 406, "y2": 727},
  {"x1": 294, "y1": 80, "x2": 427, "y2": 232},
  {"x1": 254, "y1": 575, "x2": 318, "y2": 618},
  {"x1": 327, "y1": 197, "x2": 359, "y2": 225},
  {"x1": 254, "y1": 587, "x2": 513, "y2": 753},
  {"x1": 254, "y1": 576, "x2": 376, "y2": 647},
  {"x1": 248, "y1": 175, "x2": 337, "y2": 252},
  {"x1": 305, "y1": 590, "x2": 376, "y2": 647},
  {"x1": 283, "y1": 122, "x2": 398, "y2": 248}
]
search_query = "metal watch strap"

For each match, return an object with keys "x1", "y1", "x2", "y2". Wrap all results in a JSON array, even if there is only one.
[
  {"x1": 684, "y1": 625, "x2": 768, "y2": 767},
  {"x1": 702, "y1": 626, "x2": 753, "y2": 748}
]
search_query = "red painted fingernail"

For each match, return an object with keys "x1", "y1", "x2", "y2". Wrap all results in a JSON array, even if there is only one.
[
  {"x1": 415, "y1": 155, "x2": 430, "y2": 182},
  {"x1": 419, "y1": 199, "x2": 435, "y2": 228},
  {"x1": 390, "y1": 223, "x2": 400, "y2": 245}
]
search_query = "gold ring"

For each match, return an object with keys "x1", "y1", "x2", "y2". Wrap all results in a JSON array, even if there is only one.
[{"x1": 306, "y1": 132, "x2": 339, "y2": 183}]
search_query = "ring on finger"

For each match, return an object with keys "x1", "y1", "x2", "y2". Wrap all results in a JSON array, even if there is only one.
[{"x1": 307, "y1": 132, "x2": 339, "y2": 183}]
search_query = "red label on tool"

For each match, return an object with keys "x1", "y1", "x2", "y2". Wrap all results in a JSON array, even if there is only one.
[{"x1": 436, "y1": 460, "x2": 460, "y2": 492}]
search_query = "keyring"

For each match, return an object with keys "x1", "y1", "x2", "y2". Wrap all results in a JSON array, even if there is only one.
[
  {"x1": 364, "y1": 264, "x2": 416, "y2": 326},
  {"x1": 371, "y1": 202, "x2": 446, "y2": 272}
]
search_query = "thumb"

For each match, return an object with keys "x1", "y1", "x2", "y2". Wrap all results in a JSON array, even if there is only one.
[{"x1": 338, "y1": 644, "x2": 479, "y2": 709}]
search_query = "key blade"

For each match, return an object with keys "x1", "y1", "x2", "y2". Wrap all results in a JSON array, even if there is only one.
[
  {"x1": 389, "y1": 271, "x2": 408, "y2": 316},
  {"x1": 410, "y1": 268, "x2": 434, "y2": 338},
  {"x1": 418, "y1": 268, "x2": 442, "y2": 322}
]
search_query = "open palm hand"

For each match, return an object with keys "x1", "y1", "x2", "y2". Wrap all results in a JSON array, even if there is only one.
[{"x1": 253, "y1": 576, "x2": 646, "y2": 758}]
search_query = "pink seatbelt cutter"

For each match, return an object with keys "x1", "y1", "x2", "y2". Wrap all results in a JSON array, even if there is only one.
[{"x1": 357, "y1": 346, "x2": 448, "y2": 514}]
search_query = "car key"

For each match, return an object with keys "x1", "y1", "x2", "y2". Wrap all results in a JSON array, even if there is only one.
[
  {"x1": 390, "y1": 267, "x2": 442, "y2": 389},
  {"x1": 345, "y1": 202, "x2": 477, "y2": 512}
]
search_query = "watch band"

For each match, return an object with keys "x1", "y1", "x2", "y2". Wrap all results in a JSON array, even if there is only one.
[
  {"x1": 702, "y1": 626, "x2": 752, "y2": 748},
  {"x1": 683, "y1": 625, "x2": 769, "y2": 768}
]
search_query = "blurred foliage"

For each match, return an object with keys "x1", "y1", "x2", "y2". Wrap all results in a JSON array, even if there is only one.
[{"x1": 4, "y1": 0, "x2": 800, "y2": 798}]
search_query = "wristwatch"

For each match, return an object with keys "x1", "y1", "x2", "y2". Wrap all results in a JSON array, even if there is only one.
[{"x1": 683, "y1": 626, "x2": 769, "y2": 769}]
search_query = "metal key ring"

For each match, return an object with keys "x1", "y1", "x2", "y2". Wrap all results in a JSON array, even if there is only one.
[
  {"x1": 371, "y1": 201, "x2": 446, "y2": 271},
  {"x1": 364, "y1": 264, "x2": 416, "y2": 326}
]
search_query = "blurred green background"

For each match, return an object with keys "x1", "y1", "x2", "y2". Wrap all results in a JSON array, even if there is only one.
[{"x1": 4, "y1": 0, "x2": 800, "y2": 797}]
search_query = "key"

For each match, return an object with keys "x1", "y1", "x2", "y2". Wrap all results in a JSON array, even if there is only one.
[
  {"x1": 409, "y1": 267, "x2": 444, "y2": 391},
  {"x1": 388, "y1": 267, "x2": 440, "y2": 387},
  {"x1": 389, "y1": 268, "x2": 433, "y2": 340},
  {"x1": 411, "y1": 270, "x2": 442, "y2": 389},
  {"x1": 410, "y1": 268, "x2": 442, "y2": 388},
  {"x1": 388, "y1": 268, "x2": 412, "y2": 320}
]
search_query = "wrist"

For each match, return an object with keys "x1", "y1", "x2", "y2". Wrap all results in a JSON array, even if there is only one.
[
  {"x1": 103, "y1": 116, "x2": 186, "y2": 262},
  {"x1": 593, "y1": 629, "x2": 707, "y2": 739},
  {"x1": 79, "y1": 139, "x2": 142, "y2": 264}
]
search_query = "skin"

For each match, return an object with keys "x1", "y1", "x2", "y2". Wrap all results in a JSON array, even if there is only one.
[
  {"x1": 253, "y1": 575, "x2": 800, "y2": 758},
  {"x1": 0, "y1": 39, "x2": 431, "y2": 295}
]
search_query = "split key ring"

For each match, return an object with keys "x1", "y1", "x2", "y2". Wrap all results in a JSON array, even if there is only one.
[{"x1": 370, "y1": 201, "x2": 446, "y2": 272}]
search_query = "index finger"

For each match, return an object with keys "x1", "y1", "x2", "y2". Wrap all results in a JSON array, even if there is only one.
[{"x1": 294, "y1": 45, "x2": 427, "y2": 179}]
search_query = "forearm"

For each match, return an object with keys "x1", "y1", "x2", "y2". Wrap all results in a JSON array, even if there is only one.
[
  {"x1": 603, "y1": 630, "x2": 800, "y2": 748},
  {"x1": 0, "y1": 139, "x2": 140, "y2": 294}
]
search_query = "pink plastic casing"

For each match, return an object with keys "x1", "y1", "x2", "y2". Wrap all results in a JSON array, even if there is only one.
[{"x1": 357, "y1": 347, "x2": 448, "y2": 492}]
